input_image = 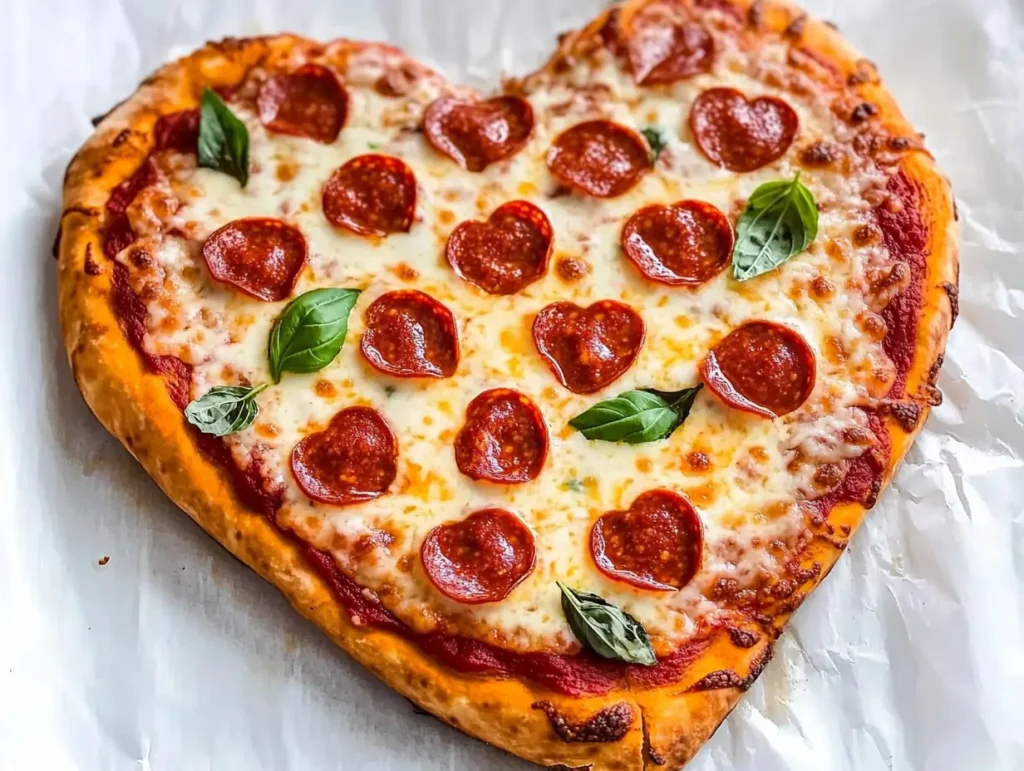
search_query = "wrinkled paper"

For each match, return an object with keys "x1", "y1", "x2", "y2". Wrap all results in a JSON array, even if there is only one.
[{"x1": 2, "y1": 0, "x2": 1023, "y2": 768}]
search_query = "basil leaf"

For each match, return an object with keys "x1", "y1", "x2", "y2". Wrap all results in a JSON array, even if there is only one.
[
  {"x1": 641, "y1": 127, "x2": 667, "y2": 163},
  {"x1": 557, "y1": 583, "x2": 656, "y2": 666},
  {"x1": 268, "y1": 288, "x2": 361, "y2": 382},
  {"x1": 184, "y1": 384, "x2": 266, "y2": 436},
  {"x1": 568, "y1": 385, "x2": 702, "y2": 444},
  {"x1": 198, "y1": 88, "x2": 250, "y2": 187},
  {"x1": 732, "y1": 174, "x2": 818, "y2": 282}
]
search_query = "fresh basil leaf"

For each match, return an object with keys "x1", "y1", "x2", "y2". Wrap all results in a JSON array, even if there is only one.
[
  {"x1": 568, "y1": 385, "x2": 702, "y2": 444},
  {"x1": 198, "y1": 88, "x2": 250, "y2": 187},
  {"x1": 557, "y1": 583, "x2": 656, "y2": 666},
  {"x1": 268, "y1": 288, "x2": 361, "y2": 382},
  {"x1": 641, "y1": 126, "x2": 667, "y2": 163},
  {"x1": 184, "y1": 384, "x2": 266, "y2": 436},
  {"x1": 732, "y1": 174, "x2": 818, "y2": 282}
]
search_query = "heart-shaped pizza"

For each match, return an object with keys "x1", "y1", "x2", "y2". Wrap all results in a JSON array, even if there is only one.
[{"x1": 57, "y1": 1, "x2": 957, "y2": 768}]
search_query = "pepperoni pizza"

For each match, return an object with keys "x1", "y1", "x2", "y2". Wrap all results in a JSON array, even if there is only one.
[{"x1": 57, "y1": 1, "x2": 958, "y2": 768}]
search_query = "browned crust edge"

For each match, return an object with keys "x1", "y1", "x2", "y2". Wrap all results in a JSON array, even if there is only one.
[{"x1": 56, "y1": 4, "x2": 958, "y2": 770}]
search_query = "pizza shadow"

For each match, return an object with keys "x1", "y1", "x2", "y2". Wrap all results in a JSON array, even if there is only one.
[{"x1": 38, "y1": 202, "x2": 531, "y2": 770}]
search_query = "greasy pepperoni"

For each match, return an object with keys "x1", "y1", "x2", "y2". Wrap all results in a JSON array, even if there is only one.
[
  {"x1": 621, "y1": 200, "x2": 733, "y2": 286},
  {"x1": 360, "y1": 290, "x2": 459, "y2": 378},
  {"x1": 590, "y1": 489, "x2": 703, "y2": 591},
  {"x1": 257, "y1": 64, "x2": 348, "y2": 144},
  {"x1": 532, "y1": 301, "x2": 645, "y2": 394},
  {"x1": 701, "y1": 321, "x2": 816, "y2": 418},
  {"x1": 421, "y1": 509, "x2": 536, "y2": 604},
  {"x1": 546, "y1": 121, "x2": 651, "y2": 198},
  {"x1": 454, "y1": 389, "x2": 548, "y2": 483},
  {"x1": 445, "y1": 201, "x2": 553, "y2": 295},
  {"x1": 688, "y1": 87, "x2": 799, "y2": 172},
  {"x1": 423, "y1": 95, "x2": 534, "y2": 172},
  {"x1": 291, "y1": 406, "x2": 398, "y2": 506},
  {"x1": 202, "y1": 218, "x2": 307, "y2": 302},
  {"x1": 627, "y1": 16, "x2": 714, "y2": 85},
  {"x1": 154, "y1": 109, "x2": 199, "y2": 153},
  {"x1": 322, "y1": 154, "x2": 416, "y2": 237}
]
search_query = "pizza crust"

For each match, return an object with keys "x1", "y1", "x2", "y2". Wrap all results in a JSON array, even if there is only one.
[{"x1": 57, "y1": 3, "x2": 957, "y2": 769}]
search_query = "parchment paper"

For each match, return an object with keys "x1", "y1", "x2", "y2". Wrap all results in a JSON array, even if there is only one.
[{"x1": 2, "y1": 1, "x2": 1022, "y2": 769}]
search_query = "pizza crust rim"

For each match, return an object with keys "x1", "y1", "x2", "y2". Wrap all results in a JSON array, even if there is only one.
[{"x1": 55, "y1": 4, "x2": 958, "y2": 770}]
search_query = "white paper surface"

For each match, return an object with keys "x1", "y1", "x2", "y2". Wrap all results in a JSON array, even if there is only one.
[{"x1": 2, "y1": 1, "x2": 1023, "y2": 769}]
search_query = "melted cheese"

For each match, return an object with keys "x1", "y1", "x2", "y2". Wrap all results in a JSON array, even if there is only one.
[{"x1": 120, "y1": 32, "x2": 897, "y2": 654}]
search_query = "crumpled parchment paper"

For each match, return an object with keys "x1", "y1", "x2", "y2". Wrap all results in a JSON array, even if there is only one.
[{"x1": 2, "y1": 0, "x2": 1022, "y2": 769}]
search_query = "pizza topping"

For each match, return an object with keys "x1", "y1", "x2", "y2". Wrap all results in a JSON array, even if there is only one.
[
  {"x1": 257, "y1": 64, "x2": 348, "y2": 144},
  {"x1": 733, "y1": 175, "x2": 818, "y2": 281},
  {"x1": 546, "y1": 120, "x2": 651, "y2": 198},
  {"x1": 420, "y1": 508, "x2": 536, "y2": 604},
  {"x1": 569, "y1": 385, "x2": 701, "y2": 443},
  {"x1": 454, "y1": 389, "x2": 548, "y2": 483},
  {"x1": 423, "y1": 95, "x2": 534, "y2": 172},
  {"x1": 154, "y1": 109, "x2": 200, "y2": 153},
  {"x1": 268, "y1": 288, "x2": 361, "y2": 382},
  {"x1": 640, "y1": 126, "x2": 668, "y2": 163},
  {"x1": 291, "y1": 406, "x2": 398, "y2": 506},
  {"x1": 197, "y1": 89, "x2": 249, "y2": 186},
  {"x1": 360, "y1": 290, "x2": 459, "y2": 378},
  {"x1": 689, "y1": 87, "x2": 798, "y2": 172},
  {"x1": 701, "y1": 321, "x2": 816, "y2": 418},
  {"x1": 627, "y1": 14, "x2": 714, "y2": 85},
  {"x1": 202, "y1": 217, "x2": 307, "y2": 301},
  {"x1": 445, "y1": 200, "x2": 553, "y2": 295},
  {"x1": 322, "y1": 154, "x2": 416, "y2": 237},
  {"x1": 532, "y1": 301, "x2": 645, "y2": 394},
  {"x1": 532, "y1": 700, "x2": 635, "y2": 743},
  {"x1": 557, "y1": 583, "x2": 656, "y2": 665},
  {"x1": 590, "y1": 489, "x2": 703, "y2": 591},
  {"x1": 185, "y1": 384, "x2": 266, "y2": 436},
  {"x1": 621, "y1": 200, "x2": 733, "y2": 286}
]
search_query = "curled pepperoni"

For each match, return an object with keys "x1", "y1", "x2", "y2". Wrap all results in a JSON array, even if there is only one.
[
  {"x1": 627, "y1": 18, "x2": 714, "y2": 85},
  {"x1": 701, "y1": 321, "x2": 816, "y2": 418},
  {"x1": 546, "y1": 121, "x2": 651, "y2": 198},
  {"x1": 591, "y1": 490, "x2": 703, "y2": 591},
  {"x1": 360, "y1": 290, "x2": 459, "y2": 378},
  {"x1": 532, "y1": 301, "x2": 645, "y2": 394},
  {"x1": 446, "y1": 201, "x2": 553, "y2": 295},
  {"x1": 421, "y1": 509, "x2": 536, "y2": 604},
  {"x1": 621, "y1": 200, "x2": 733, "y2": 286},
  {"x1": 202, "y1": 218, "x2": 307, "y2": 301},
  {"x1": 423, "y1": 95, "x2": 534, "y2": 172},
  {"x1": 689, "y1": 88, "x2": 799, "y2": 172},
  {"x1": 291, "y1": 406, "x2": 398, "y2": 506},
  {"x1": 257, "y1": 64, "x2": 348, "y2": 144},
  {"x1": 454, "y1": 389, "x2": 548, "y2": 484},
  {"x1": 322, "y1": 154, "x2": 416, "y2": 237}
]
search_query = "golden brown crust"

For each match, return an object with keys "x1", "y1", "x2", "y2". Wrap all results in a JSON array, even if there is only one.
[{"x1": 58, "y1": 4, "x2": 957, "y2": 770}]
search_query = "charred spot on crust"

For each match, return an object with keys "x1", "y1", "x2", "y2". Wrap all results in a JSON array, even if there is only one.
[
  {"x1": 747, "y1": 0, "x2": 764, "y2": 27},
  {"x1": 799, "y1": 141, "x2": 836, "y2": 167},
  {"x1": 112, "y1": 129, "x2": 132, "y2": 148},
  {"x1": 784, "y1": 13, "x2": 808, "y2": 38},
  {"x1": 850, "y1": 102, "x2": 879, "y2": 124},
  {"x1": 688, "y1": 642, "x2": 774, "y2": 693},
  {"x1": 84, "y1": 244, "x2": 102, "y2": 276},
  {"x1": 917, "y1": 383, "x2": 943, "y2": 407},
  {"x1": 927, "y1": 354, "x2": 945, "y2": 385},
  {"x1": 880, "y1": 399, "x2": 923, "y2": 432},
  {"x1": 533, "y1": 700, "x2": 634, "y2": 743},
  {"x1": 941, "y1": 281, "x2": 959, "y2": 326},
  {"x1": 727, "y1": 627, "x2": 762, "y2": 649},
  {"x1": 847, "y1": 59, "x2": 879, "y2": 86}
]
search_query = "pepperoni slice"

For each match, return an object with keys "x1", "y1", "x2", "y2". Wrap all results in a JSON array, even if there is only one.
[
  {"x1": 257, "y1": 64, "x2": 348, "y2": 144},
  {"x1": 701, "y1": 321, "x2": 816, "y2": 418},
  {"x1": 454, "y1": 389, "x2": 548, "y2": 483},
  {"x1": 322, "y1": 154, "x2": 416, "y2": 237},
  {"x1": 621, "y1": 200, "x2": 733, "y2": 286},
  {"x1": 590, "y1": 490, "x2": 703, "y2": 591},
  {"x1": 532, "y1": 301, "x2": 645, "y2": 394},
  {"x1": 291, "y1": 406, "x2": 398, "y2": 506},
  {"x1": 627, "y1": 17, "x2": 714, "y2": 85},
  {"x1": 421, "y1": 509, "x2": 536, "y2": 604},
  {"x1": 546, "y1": 121, "x2": 651, "y2": 198},
  {"x1": 423, "y1": 95, "x2": 534, "y2": 172},
  {"x1": 445, "y1": 201, "x2": 553, "y2": 295},
  {"x1": 202, "y1": 218, "x2": 307, "y2": 302},
  {"x1": 689, "y1": 87, "x2": 799, "y2": 172},
  {"x1": 360, "y1": 290, "x2": 459, "y2": 378}
]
